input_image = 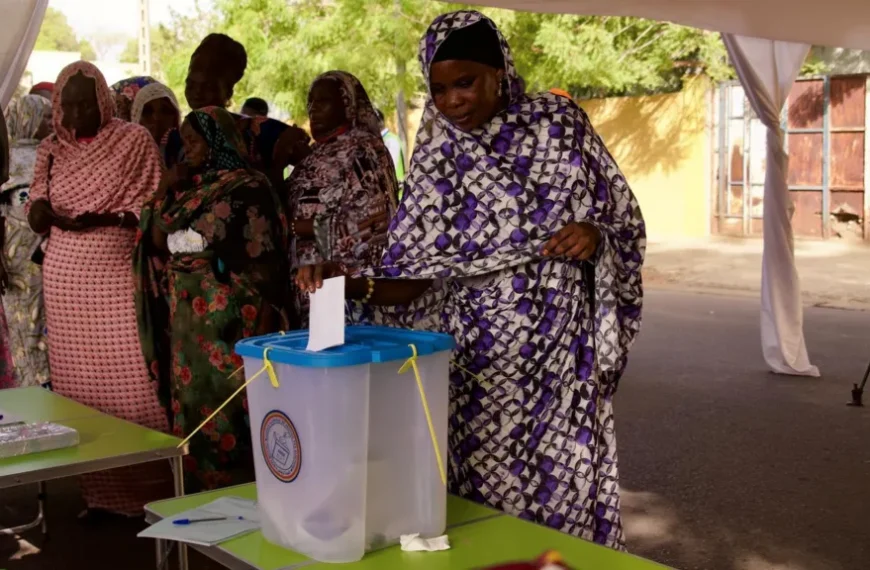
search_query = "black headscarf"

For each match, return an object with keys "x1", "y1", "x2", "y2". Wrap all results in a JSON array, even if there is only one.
[{"x1": 431, "y1": 20, "x2": 505, "y2": 70}]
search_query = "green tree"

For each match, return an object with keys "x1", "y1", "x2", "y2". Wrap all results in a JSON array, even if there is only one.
[
  {"x1": 34, "y1": 7, "x2": 80, "y2": 52},
  {"x1": 497, "y1": 14, "x2": 732, "y2": 98},
  {"x1": 35, "y1": 6, "x2": 100, "y2": 60},
  {"x1": 154, "y1": 0, "x2": 826, "y2": 121},
  {"x1": 207, "y1": 1, "x2": 737, "y2": 120},
  {"x1": 120, "y1": 37, "x2": 139, "y2": 64},
  {"x1": 79, "y1": 39, "x2": 97, "y2": 61}
]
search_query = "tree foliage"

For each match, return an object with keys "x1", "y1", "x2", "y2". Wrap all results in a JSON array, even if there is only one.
[
  {"x1": 213, "y1": 0, "x2": 464, "y2": 120},
  {"x1": 495, "y1": 14, "x2": 732, "y2": 99},
  {"x1": 147, "y1": 0, "x2": 829, "y2": 121},
  {"x1": 120, "y1": 37, "x2": 139, "y2": 64},
  {"x1": 78, "y1": 40, "x2": 97, "y2": 62},
  {"x1": 34, "y1": 6, "x2": 96, "y2": 59},
  {"x1": 151, "y1": 1, "x2": 737, "y2": 120},
  {"x1": 34, "y1": 7, "x2": 80, "y2": 52}
]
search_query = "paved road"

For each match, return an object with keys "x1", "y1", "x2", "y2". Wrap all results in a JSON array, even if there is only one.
[
  {"x1": 2, "y1": 290, "x2": 869, "y2": 570},
  {"x1": 617, "y1": 291, "x2": 870, "y2": 570}
]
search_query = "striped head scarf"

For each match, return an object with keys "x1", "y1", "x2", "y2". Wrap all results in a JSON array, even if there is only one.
[
  {"x1": 5, "y1": 94, "x2": 52, "y2": 144},
  {"x1": 131, "y1": 82, "x2": 180, "y2": 126}
]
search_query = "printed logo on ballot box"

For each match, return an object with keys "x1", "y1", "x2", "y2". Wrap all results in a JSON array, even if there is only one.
[{"x1": 260, "y1": 410, "x2": 302, "y2": 483}]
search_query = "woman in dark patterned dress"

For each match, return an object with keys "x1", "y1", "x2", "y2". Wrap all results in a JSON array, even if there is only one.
[
  {"x1": 286, "y1": 71, "x2": 398, "y2": 324},
  {"x1": 297, "y1": 11, "x2": 645, "y2": 549},
  {"x1": 134, "y1": 107, "x2": 290, "y2": 492}
]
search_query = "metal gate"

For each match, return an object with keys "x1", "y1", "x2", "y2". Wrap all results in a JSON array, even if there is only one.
[{"x1": 712, "y1": 75, "x2": 870, "y2": 240}]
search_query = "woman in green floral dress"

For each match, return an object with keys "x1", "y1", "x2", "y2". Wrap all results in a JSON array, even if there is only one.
[{"x1": 135, "y1": 106, "x2": 291, "y2": 491}]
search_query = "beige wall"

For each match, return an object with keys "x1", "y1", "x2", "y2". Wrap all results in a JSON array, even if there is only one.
[{"x1": 581, "y1": 78, "x2": 712, "y2": 240}]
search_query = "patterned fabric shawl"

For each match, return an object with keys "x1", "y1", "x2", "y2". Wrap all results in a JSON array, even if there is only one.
[
  {"x1": 131, "y1": 82, "x2": 180, "y2": 125},
  {"x1": 187, "y1": 107, "x2": 250, "y2": 173},
  {"x1": 134, "y1": 106, "x2": 290, "y2": 408},
  {"x1": 287, "y1": 71, "x2": 398, "y2": 269},
  {"x1": 2, "y1": 95, "x2": 51, "y2": 194},
  {"x1": 368, "y1": 11, "x2": 646, "y2": 374},
  {"x1": 111, "y1": 76, "x2": 157, "y2": 120},
  {"x1": 5, "y1": 95, "x2": 51, "y2": 144},
  {"x1": 112, "y1": 76, "x2": 157, "y2": 100},
  {"x1": 27, "y1": 62, "x2": 162, "y2": 222},
  {"x1": 131, "y1": 82, "x2": 183, "y2": 169}
]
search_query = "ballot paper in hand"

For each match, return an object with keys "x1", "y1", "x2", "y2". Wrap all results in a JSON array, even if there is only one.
[
  {"x1": 138, "y1": 497, "x2": 260, "y2": 547},
  {"x1": 307, "y1": 276, "x2": 346, "y2": 352}
]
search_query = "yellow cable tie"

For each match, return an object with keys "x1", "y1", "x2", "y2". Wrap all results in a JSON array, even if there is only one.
[
  {"x1": 265, "y1": 359, "x2": 279, "y2": 388},
  {"x1": 400, "y1": 344, "x2": 447, "y2": 487},
  {"x1": 450, "y1": 360, "x2": 490, "y2": 388}
]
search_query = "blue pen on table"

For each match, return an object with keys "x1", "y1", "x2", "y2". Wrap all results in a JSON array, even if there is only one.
[{"x1": 172, "y1": 516, "x2": 245, "y2": 525}]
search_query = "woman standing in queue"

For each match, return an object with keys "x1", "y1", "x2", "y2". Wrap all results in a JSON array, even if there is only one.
[
  {"x1": 1, "y1": 95, "x2": 53, "y2": 388},
  {"x1": 135, "y1": 107, "x2": 290, "y2": 492},
  {"x1": 131, "y1": 81, "x2": 183, "y2": 169},
  {"x1": 297, "y1": 11, "x2": 645, "y2": 549},
  {"x1": 286, "y1": 71, "x2": 398, "y2": 323},
  {"x1": 27, "y1": 62, "x2": 169, "y2": 517},
  {"x1": 183, "y1": 34, "x2": 311, "y2": 187}
]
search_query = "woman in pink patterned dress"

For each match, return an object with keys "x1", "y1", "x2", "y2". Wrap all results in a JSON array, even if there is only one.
[{"x1": 26, "y1": 61, "x2": 170, "y2": 517}]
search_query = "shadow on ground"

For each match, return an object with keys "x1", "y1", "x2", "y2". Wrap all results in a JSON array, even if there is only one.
[{"x1": 616, "y1": 291, "x2": 870, "y2": 570}]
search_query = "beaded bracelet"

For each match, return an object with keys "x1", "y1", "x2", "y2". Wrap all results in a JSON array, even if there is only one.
[{"x1": 362, "y1": 277, "x2": 375, "y2": 303}]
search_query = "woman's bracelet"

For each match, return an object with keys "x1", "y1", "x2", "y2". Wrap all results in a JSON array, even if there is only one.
[{"x1": 361, "y1": 277, "x2": 375, "y2": 303}]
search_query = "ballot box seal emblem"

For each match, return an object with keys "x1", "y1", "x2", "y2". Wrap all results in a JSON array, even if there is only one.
[{"x1": 260, "y1": 410, "x2": 302, "y2": 482}]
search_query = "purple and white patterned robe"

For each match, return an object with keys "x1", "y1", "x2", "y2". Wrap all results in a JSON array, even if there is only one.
[{"x1": 358, "y1": 10, "x2": 645, "y2": 549}]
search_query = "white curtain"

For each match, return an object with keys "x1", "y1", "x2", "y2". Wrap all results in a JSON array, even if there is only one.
[
  {"x1": 722, "y1": 35, "x2": 819, "y2": 377},
  {"x1": 0, "y1": 0, "x2": 50, "y2": 109}
]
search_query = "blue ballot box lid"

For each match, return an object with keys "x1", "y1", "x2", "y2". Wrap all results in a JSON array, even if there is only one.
[{"x1": 235, "y1": 326, "x2": 455, "y2": 368}]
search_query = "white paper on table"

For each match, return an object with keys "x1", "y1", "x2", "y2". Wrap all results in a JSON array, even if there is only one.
[
  {"x1": 306, "y1": 276, "x2": 346, "y2": 352},
  {"x1": 399, "y1": 533, "x2": 451, "y2": 552},
  {"x1": 138, "y1": 497, "x2": 260, "y2": 547}
]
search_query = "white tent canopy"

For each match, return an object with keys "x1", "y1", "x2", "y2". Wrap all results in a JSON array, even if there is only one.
[{"x1": 3, "y1": 0, "x2": 867, "y2": 376}]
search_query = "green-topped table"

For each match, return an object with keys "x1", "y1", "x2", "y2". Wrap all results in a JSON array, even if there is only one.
[
  {"x1": 0, "y1": 387, "x2": 189, "y2": 569},
  {"x1": 145, "y1": 484, "x2": 670, "y2": 570}
]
